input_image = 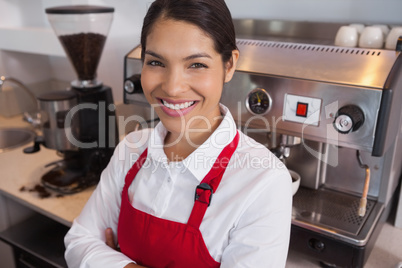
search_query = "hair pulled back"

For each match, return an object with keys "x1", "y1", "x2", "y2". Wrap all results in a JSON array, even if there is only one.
[{"x1": 141, "y1": 0, "x2": 237, "y2": 63}]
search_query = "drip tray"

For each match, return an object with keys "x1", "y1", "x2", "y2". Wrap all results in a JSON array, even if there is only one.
[{"x1": 292, "y1": 187, "x2": 384, "y2": 246}]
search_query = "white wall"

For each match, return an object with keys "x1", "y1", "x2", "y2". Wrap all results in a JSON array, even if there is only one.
[
  {"x1": 227, "y1": 0, "x2": 402, "y2": 25},
  {"x1": 0, "y1": 0, "x2": 401, "y2": 103}
]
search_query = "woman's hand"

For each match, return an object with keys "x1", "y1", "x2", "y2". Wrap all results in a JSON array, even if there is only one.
[
  {"x1": 105, "y1": 228, "x2": 148, "y2": 268},
  {"x1": 105, "y1": 228, "x2": 118, "y2": 250}
]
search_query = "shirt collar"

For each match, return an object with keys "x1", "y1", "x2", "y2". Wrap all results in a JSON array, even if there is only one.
[
  {"x1": 184, "y1": 104, "x2": 237, "y2": 181},
  {"x1": 147, "y1": 104, "x2": 238, "y2": 182}
]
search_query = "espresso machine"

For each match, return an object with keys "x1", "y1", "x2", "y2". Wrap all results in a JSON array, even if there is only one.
[
  {"x1": 224, "y1": 20, "x2": 402, "y2": 267},
  {"x1": 123, "y1": 19, "x2": 402, "y2": 267},
  {"x1": 25, "y1": 5, "x2": 118, "y2": 194}
]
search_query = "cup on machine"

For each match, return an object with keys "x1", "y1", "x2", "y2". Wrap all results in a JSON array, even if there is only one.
[
  {"x1": 335, "y1": 26, "x2": 359, "y2": 47},
  {"x1": 349, "y1": 23, "x2": 365, "y2": 35},
  {"x1": 372, "y1": 24, "x2": 390, "y2": 39},
  {"x1": 358, "y1": 26, "x2": 384, "y2": 49},
  {"x1": 385, "y1": 27, "x2": 402, "y2": 50}
]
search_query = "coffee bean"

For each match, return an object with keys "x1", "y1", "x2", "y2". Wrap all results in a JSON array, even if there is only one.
[{"x1": 59, "y1": 33, "x2": 106, "y2": 81}]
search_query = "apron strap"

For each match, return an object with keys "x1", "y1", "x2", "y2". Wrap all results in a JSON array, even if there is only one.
[{"x1": 188, "y1": 131, "x2": 240, "y2": 229}]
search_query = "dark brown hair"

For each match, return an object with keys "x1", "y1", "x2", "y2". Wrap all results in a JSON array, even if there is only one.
[{"x1": 140, "y1": 0, "x2": 237, "y2": 63}]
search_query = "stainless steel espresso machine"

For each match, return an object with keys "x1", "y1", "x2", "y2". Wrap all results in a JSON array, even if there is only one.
[
  {"x1": 25, "y1": 6, "x2": 118, "y2": 194},
  {"x1": 123, "y1": 20, "x2": 402, "y2": 267}
]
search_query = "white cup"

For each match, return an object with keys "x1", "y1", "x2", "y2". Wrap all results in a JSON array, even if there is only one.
[
  {"x1": 372, "y1": 24, "x2": 390, "y2": 38},
  {"x1": 335, "y1": 26, "x2": 358, "y2": 47},
  {"x1": 359, "y1": 26, "x2": 384, "y2": 48},
  {"x1": 289, "y1": 170, "x2": 301, "y2": 196},
  {"x1": 349, "y1": 23, "x2": 365, "y2": 35},
  {"x1": 385, "y1": 27, "x2": 402, "y2": 50}
]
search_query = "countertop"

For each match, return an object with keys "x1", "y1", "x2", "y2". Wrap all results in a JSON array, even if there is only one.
[{"x1": 0, "y1": 115, "x2": 94, "y2": 227}]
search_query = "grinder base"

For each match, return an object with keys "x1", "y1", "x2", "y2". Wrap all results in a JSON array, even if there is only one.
[{"x1": 41, "y1": 159, "x2": 97, "y2": 194}]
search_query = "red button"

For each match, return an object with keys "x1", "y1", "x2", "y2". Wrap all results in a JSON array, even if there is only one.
[{"x1": 296, "y1": 102, "x2": 308, "y2": 117}]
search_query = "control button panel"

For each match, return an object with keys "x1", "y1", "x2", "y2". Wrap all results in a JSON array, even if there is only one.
[
  {"x1": 283, "y1": 94, "x2": 322, "y2": 126},
  {"x1": 296, "y1": 102, "x2": 308, "y2": 117}
]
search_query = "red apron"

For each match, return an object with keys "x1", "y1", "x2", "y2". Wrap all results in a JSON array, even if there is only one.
[{"x1": 118, "y1": 132, "x2": 239, "y2": 268}]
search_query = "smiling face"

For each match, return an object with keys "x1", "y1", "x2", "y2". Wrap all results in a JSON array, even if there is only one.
[{"x1": 141, "y1": 18, "x2": 238, "y2": 146}]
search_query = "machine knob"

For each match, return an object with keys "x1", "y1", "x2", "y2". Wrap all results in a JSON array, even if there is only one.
[
  {"x1": 124, "y1": 74, "x2": 142, "y2": 94},
  {"x1": 308, "y1": 238, "x2": 325, "y2": 252},
  {"x1": 333, "y1": 105, "x2": 365, "y2": 134}
]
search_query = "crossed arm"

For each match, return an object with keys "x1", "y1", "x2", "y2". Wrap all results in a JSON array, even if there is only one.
[{"x1": 105, "y1": 228, "x2": 148, "y2": 268}]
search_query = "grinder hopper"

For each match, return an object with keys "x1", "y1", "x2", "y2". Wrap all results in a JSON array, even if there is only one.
[
  {"x1": 31, "y1": 5, "x2": 118, "y2": 194},
  {"x1": 46, "y1": 5, "x2": 114, "y2": 89}
]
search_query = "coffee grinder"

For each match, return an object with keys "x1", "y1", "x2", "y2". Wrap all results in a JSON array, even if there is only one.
[{"x1": 25, "y1": 5, "x2": 118, "y2": 194}]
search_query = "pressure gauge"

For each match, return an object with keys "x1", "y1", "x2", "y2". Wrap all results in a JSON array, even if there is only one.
[{"x1": 245, "y1": 88, "x2": 272, "y2": 115}]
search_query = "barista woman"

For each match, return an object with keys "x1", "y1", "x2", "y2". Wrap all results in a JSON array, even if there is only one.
[{"x1": 64, "y1": 0, "x2": 292, "y2": 267}]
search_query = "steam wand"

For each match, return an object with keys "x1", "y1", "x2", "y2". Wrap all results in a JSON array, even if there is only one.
[{"x1": 357, "y1": 150, "x2": 371, "y2": 217}]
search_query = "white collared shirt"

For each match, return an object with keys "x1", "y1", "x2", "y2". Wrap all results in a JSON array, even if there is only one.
[{"x1": 65, "y1": 105, "x2": 292, "y2": 268}]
